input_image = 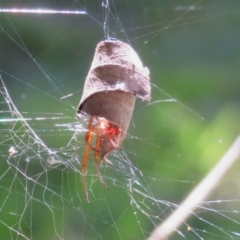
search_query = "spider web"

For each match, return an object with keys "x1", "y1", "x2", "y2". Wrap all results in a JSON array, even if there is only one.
[{"x1": 0, "y1": 0, "x2": 240, "y2": 239}]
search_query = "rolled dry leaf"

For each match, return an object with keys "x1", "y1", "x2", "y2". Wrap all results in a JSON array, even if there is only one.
[{"x1": 77, "y1": 40, "x2": 151, "y2": 137}]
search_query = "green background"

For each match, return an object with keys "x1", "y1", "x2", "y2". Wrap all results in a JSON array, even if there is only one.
[{"x1": 0, "y1": 0, "x2": 240, "y2": 239}]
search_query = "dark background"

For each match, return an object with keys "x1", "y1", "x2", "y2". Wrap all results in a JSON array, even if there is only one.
[{"x1": 0, "y1": 0, "x2": 240, "y2": 239}]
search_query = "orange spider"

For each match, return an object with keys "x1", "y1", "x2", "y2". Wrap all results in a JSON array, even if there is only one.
[
  {"x1": 81, "y1": 115, "x2": 124, "y2": 202},
  {"x1": 77, "y1": 40, "x2": 151, "y2": 202}
]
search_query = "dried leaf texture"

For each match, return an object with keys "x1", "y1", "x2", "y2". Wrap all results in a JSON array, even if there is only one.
[{"x1": 78, "y1": 40, "x2": 151, "y2": 134}]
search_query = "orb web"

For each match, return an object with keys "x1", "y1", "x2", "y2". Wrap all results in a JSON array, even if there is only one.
[{"x1": 0, "y1": 1, "x2": 240, "y2": 239}]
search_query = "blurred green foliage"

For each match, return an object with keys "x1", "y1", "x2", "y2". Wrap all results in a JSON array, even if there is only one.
[{"x1": 0, "y1": 0, "x2": 240, "y2": 239}]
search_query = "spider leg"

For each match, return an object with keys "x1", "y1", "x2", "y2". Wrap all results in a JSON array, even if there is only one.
[
  {"x1": 100, "y1": 131, "x2": 124, "y2": 166},
  {"x1": 110, "y1": 139, "x2": 119, "y2": 149},
  {"x1": 102, "y1": 157, "x2": 112, "y2": 165},
  {"x1": 82, "y1": 116, "x2": 94, "y2": 203},
  {"x1": 85, "y1": 142, "x2": 100, "y2": 152},
  {"x1": 109, "y1": 130, "x2": 124, "y2": 149},
  {"x1": 94, "y1": 127, "x2": 109, "y2": 189}
]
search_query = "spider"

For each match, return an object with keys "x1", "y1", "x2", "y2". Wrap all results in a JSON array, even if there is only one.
[
  {"x1": 81, "y1": 115, "x2": 124, "y2": 202},
  {"x1": 77, "y1": 40, "x2": 150, "y2": 202}
]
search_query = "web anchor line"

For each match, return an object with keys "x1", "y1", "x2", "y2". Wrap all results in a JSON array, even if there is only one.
[{"x1": 0, "y1": 8, "x2": 86, "y2": 15}]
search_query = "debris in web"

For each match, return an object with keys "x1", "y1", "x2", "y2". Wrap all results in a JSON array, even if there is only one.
[{"x1": 77, "y1": 40, "x2": 151, "y2": 201}]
